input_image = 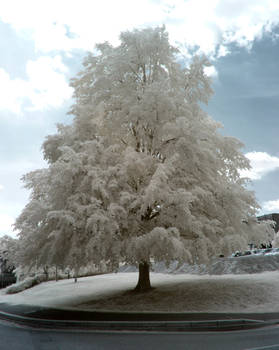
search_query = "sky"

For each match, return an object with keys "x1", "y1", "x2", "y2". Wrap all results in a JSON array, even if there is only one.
[{"x1": 1, "y1": 0, "x2": 279, "y2": 237}]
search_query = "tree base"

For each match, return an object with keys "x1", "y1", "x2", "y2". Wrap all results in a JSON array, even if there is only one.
[{"x1": 134, "y1": 262, "x2": 152, "y2": 292}]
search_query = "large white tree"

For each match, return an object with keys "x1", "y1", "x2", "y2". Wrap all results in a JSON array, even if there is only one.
[{"x1": 15, "y1": 27, "x2": 273, "y2": 291}]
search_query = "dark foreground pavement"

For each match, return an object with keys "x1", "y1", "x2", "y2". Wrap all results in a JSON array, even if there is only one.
[
  {"x1": 3, "y1": 321, "x2": 279, "y2": 350},
  {"x1": 0, "y1": 302, "x2": 279, "y2": 332}
]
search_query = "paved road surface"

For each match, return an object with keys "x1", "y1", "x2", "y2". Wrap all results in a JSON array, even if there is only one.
[{"x1": 1, "y1": 320, "x2": 279, "y2": 350}]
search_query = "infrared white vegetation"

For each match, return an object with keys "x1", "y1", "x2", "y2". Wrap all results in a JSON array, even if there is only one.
[
  {"x1": 2, "y1": 271, "x2": 279, "y2": 313},
  {"x1": 14, "y1": 26, "x2": 274, "y2": 291}
]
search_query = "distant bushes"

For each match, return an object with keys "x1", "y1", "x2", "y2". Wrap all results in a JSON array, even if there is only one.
[
  {"x1": 4, "y1": 274, "x2": 46, "y2": 294},
  {"x1": 0, "y1": 273, "x2": 16, "y2": 289},
  {"x1": 3, "y1": 263, "x2": 109, "y2": 294}
]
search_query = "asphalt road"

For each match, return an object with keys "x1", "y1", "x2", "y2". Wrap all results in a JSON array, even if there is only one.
[
  {"x1": 2, "y1": 303, "x2": 279, "y2": 349},
  {"x1": 1, "y1": 320, "x2": 279, "y2": 350}
]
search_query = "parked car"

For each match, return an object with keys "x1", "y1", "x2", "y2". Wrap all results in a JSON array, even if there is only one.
[
  {"x1": 243, "y1": 250, "x2": 252, "y2": 256},
  {"x1": 232, "y1": 251, "x2": 242, "y2": 257}
]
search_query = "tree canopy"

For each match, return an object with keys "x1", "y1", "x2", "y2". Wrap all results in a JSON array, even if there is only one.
[{"x1": 15, "y1": 26, "x2": 274, "y2": 290}]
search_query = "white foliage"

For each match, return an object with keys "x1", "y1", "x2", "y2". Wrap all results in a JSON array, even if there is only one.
[
  {"x1": 15, "y1": 26, "x2": 274, "y2": 273},
  {"x1": 126, "y1": 227, "x2": 190, "y2": 265}
]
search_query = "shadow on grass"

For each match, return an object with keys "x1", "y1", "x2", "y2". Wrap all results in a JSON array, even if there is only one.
[{"x1": 75, "y1": 277, "x2": 276, "y2": 313}]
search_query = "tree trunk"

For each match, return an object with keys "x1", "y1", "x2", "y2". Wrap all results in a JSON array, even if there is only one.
[
  {"x1": 135, "y1": 261, "x2": 152, "y2": 292},
  {"x1": 43, "y1": 266, "x2": 49, "y2": 281},
  {"x1": 74, "y1": 266, "x2": 78, "y2": 283}
]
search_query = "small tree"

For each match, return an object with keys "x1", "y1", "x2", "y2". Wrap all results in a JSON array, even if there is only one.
[
  {"x1": 15, "y1": 26, "x2": 274, "y2": 291},
  {"x1": 0, "y1": 235, "x2": 18, "y2": 274}
]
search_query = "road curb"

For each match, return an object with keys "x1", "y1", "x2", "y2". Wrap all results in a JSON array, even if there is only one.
[{"x1": 0, "y1": 309, "x2": 271, "y2": 332}]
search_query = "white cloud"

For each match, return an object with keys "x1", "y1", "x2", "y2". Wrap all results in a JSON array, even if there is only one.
[
  {"x1": 0, "y1": 68, "x2": 28, "y2": 114},
  {"x1": 240, "y1": 152, "x2": 279, "y2": 180},
  {"x1": 165, "y1": 0, "x2": 279, "y2": 56},
  {"x1": 0, "y1": 213, "x2": 16, "y2": 237},
  {"x1": 1, "y1": 0, "x2": 279, "y2": 57},
  {"x1": 26, "y1": 56, "x2": 73, "y2": 111},
  {"x1": 262, "y1": 199, "x2": 279, "y2": 213},
  {"x1": 0, "y1": 158, "x2": 47, "y2": 238},
  {"x1": 204, "y1": 65, "x2": 218, "y2": 78},
  {"x1": 0, "y1": 56, "x2": 73, "y2": 114},
  {"x1": 0, "y1": 0, "x2": 165, "y2": 52},
  {"x1": 217, "y1": 45, "x2": 230, "y2": 58}
]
